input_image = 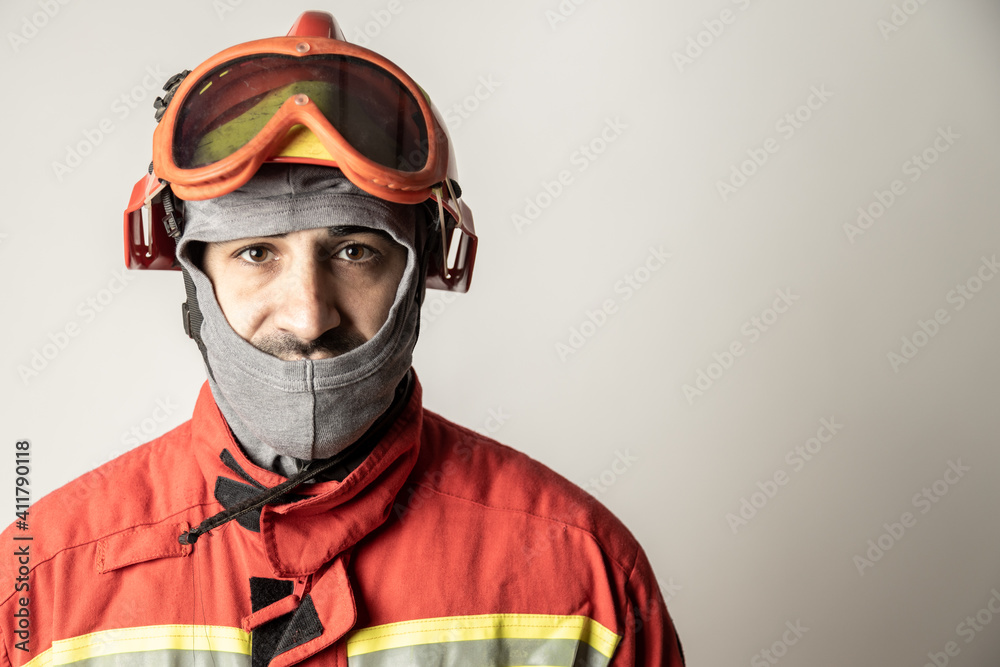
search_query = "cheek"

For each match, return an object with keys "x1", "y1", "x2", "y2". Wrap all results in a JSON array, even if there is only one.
[
  {"x1": 201, "y1": 247, "x2": 276, "y2": 343},
  {"x1": 211, "y1": 275, "x2": 273, "y2": 342},
  {"x1": 374, "y1": 281, "x2": 401, "y2": 328},
  {"x1": 343, "y1": 284, "x2": 396, "y2": 340},
  {"x1": 353, "y1": 255, "x2": 408, "y2": 338}
]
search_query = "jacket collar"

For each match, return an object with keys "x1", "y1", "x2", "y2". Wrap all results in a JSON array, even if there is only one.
[{"x1": 190, "y1": 376, "x2": 423, "y2": 578}]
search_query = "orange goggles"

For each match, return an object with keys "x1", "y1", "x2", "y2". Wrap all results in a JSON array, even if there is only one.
[
  {"x1": 126, "y1": 12, "x2": 477, "y2": 292},
  {"x1": 152, "y1": 36, "x2": 449, "y2": 205}
]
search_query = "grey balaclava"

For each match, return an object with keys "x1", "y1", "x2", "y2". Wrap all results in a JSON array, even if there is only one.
[{"x1": 175, "y1": 164, "x2": 422, "y2": 477}]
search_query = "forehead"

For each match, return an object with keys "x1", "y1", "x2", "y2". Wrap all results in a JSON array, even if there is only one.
[
  {"x1": 210, "y1": 225, "x2": 403, "y2": 246},
  {"x1": 179, "y1": 194, "x2": 418, "y2": 249}
]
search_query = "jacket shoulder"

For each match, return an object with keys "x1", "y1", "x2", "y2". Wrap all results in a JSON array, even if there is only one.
[
  {"x1": 418, "y1": 408, "x2": 643, "y2": 575},
  {"x1": 1, "y1": 420, "x2": 207, "y2": 572}
]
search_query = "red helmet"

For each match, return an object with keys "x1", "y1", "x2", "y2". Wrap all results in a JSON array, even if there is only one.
[{"x1": 123, "y1": 11, "x2": 476, "y2": 292}]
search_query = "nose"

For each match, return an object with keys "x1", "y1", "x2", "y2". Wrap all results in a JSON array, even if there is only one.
[{"x1": 270, "y1": 258, "x2": 341, "y2": 344}]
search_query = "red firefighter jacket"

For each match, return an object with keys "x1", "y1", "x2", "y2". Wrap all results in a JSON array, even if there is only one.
[{"x1": 0, "y1": 379, "x2": 684, "y2": 666}]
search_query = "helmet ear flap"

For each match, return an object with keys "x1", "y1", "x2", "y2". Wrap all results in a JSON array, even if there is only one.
[
  {"x1": 123, "y1": 173, "x2": 185, "y2": 271},
  {"x1": 419, "y1": 198, "x2": 459, "y2": 294},
  {"x1": 421, "y1": 191, "x2": 477, "y2": 294}
]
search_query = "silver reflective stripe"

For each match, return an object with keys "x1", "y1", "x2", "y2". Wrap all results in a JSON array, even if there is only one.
[
  {"x1": 24, "y1": 625, "x2": 251, "y2": 667},
  {"x1": 61, "y1": 650, "x2": 249, "y2": 667},
  {"x1": 348, "y1": 637, "x2": 612, "y2": 667}
]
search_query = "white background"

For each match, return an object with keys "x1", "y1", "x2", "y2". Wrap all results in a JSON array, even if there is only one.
[{"x1": 2, "y1": 0, "x2": 1000, "y2": 665}]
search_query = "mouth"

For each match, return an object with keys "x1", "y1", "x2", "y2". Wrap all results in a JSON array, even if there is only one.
[{"x1": 252, "y1": 330, "x2": 369, "y2": 361}]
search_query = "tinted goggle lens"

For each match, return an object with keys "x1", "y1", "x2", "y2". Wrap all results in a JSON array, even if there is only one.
[{"x1": 171, "y1": 54, "x2": 429, "y2": 172}]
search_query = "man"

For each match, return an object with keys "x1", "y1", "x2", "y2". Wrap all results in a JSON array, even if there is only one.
[{"x1": 0, "y1": 12, "x2": 684, "y2": 667}]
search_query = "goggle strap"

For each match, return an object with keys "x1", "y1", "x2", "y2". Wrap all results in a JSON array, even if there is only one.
[
  {"x1": 139, "y1": 178, "x2": 170, "y2": 258},
  {"x1": 160, "y1": 187, "x2": 182, "y2": 239},
  {"x1": 445, "y1": 177, "x2": 463, "y2": 228},
  {"x1": 433, "y1": 186, "x2": 449, "y2": 280},
  {"x1": 154, "y1": 70, "x2": 192, "y2": 124}
]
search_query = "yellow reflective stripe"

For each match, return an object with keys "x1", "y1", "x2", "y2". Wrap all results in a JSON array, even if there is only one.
[
  {"x1": 23, "y1": 625, "x2": 250, "y2": 667},
  {"x1": 346, "y1": 613, "x2": 620, "y2": 659},
  {"x1": 21, "y1": 649, "x2": 49, "y2": 667}
]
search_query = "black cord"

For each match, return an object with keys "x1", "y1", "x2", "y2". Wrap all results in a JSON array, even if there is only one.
[{"x1": 178, "y1": 371, "x2": 414, "y2": 545}]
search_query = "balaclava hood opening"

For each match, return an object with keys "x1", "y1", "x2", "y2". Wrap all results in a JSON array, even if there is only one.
[{"x1": 176, "y1": 164, "x2": 423, "y2": 477}]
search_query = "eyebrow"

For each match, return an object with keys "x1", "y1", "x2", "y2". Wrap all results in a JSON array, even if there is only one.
[
  {"x1": 327, "y1": 225, "x2": 396, "y2": 244},
  {"x1": 219, "y1": 226, "x2": 397, "y2": 244}
]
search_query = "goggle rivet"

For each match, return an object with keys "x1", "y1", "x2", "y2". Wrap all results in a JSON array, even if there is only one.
[
  {"x1": 294, "y1": 94, "x2": 309, "y2": 106},
  {"x1": 296, "y1": 42, "x2": 310, "y2": 53}
]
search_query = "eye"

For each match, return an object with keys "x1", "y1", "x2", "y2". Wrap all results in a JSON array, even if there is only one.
[
  {"x1": 335, "y1": 244, "x2": 375, "y2": 262},
  {"x1": 236, "y1": 246, "x2": 273, "y2": 264}
]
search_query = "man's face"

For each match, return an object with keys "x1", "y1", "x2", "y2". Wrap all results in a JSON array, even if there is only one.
[{"x1": 201, "y1": 225, "x2": 407, "y2": 361}]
